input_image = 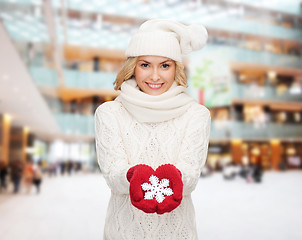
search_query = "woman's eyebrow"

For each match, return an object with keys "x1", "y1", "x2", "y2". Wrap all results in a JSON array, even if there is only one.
[
  {"x1": 137, "y1": 60, "x2": 151, "y2": 64},
  {"x1": 160, "y1": 60, "x2": 173, "y2": 64},
  {"x1": 137, "y1": 59, "x2": 173, "y2": 64}
]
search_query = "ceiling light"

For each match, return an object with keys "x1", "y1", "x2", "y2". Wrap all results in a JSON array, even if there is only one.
[
  {"x1": 239, "y1": 74, "x2": 246, "y2": 80},
  {"x1": 268, "y1": 71, "x2": 277, "y2": 81},
  {"x1": 24, "y1": 126, "x2": 30, "y2": 133},
  {"x1": 4, "y1": 114, "x2": 12, "y2": 122},
  {"x1": 270, "y1": 139, "x2": 280, "y2": 145}
]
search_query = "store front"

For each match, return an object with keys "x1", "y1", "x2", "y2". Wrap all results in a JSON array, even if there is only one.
[
  {"x1": 207, "y1": 139, "x2": 302, "y2": 171},
  {"x1": 242, "y1": 141, "x2": 271, "y2": 170},
  {"x1": 281, "y1": 142, "x2": 302, "y2": 169},
  {"x1": 207, "y1": 141, "x2": 231, "y2": 170}
]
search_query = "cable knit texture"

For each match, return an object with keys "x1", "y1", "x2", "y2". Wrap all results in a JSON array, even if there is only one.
[{"x1": 95, "y1": 86, "x2": 211, "y2": 240}]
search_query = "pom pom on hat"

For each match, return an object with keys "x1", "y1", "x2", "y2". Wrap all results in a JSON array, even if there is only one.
[
  {"x1": 186, "y1": 24, "x2": 208, "y2": 53},
  {"x1": 125, "y1": 19, "x2": 208, "y2": 62}
]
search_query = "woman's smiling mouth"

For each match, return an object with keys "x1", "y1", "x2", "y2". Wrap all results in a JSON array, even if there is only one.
[{"x1": 146, "y1": 83, "x2": 164, "y2": 89}]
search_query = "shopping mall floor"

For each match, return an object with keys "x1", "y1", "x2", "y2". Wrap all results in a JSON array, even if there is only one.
[{"x1": 0, "y1": 171, "x2": 301, "y2": 240}]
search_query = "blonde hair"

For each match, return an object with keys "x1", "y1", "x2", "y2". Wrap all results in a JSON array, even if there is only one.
[{"x1": 113, "y1": 57, "x2": 187, "y2": 91}]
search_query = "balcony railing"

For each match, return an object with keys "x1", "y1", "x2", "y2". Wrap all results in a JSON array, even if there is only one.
[
  {"x1": 29, "y1": 66, "x2": 59, "y2": 87},
  {"x1": 30, "y1": 66, "x2": 116, "y2": 90},
  {"x1": 203, "y1": 45, "x2": 302, "y2": 69},
  {"x1": 64, "y1": 69, "x2": 115, "y2": 90},
  {"x1": 211, "y1": 121, "x2": 302, "y2": 139},
  {"x1": 54, "y1": 113, "x2": 302, "y2": 139},
  {"x1": 55, "y1": 113, "x2": 94, "y2": 136},
  {"x1": 231, "y1": 82, "x2": 302, "y2": 102}
]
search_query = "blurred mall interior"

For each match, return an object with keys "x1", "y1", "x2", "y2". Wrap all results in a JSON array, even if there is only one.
[
  {"x1": 1, "y1": 0, "x2": 301, "y2": 175},
  {"x1": 0, "y1": 0, "x2": 302, "y2": 239}
]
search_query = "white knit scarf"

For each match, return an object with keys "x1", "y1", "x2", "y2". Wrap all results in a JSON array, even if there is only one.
[{"x1": 115, "y1": 79, "x2": 195, "y2": 123}]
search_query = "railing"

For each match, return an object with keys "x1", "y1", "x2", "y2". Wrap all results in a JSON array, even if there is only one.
[
  {"x1": 210, "y1": 121, "x2": 302, "y2": 139},
  {"x1": 29, "y1": 66, "x2": 59, "y2": 87},
  {"x1": 231, "y1": 82, "x2": 302, "y2": 102},
  {"x1": 63, "y1": 69, "x2": 115, "y2": 90},
  {"x1": 29, "y1": 66, "x2": 116, "y2": 90},
  {"x1": 55, "y1": 113, "x2": 95, "y2": 136},
  {"x1": 54, "y1": 114, "x2": 302, "y2": 139},
  {"x1": 202, "y1": 45, "x2": 302, "y2": 69}
]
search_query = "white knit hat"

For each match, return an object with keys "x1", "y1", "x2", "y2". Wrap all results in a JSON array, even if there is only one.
[{"x1": 125, "y1": 19, "x2": 208, "y2": 62}]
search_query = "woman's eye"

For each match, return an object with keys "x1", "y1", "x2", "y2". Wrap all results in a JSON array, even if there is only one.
[
  {"x1": 141, "y1": 63, "x2": 149, "y2": 68},
  {"x1": 162, "y1": 64, "x2": 169, "y2": 69}
]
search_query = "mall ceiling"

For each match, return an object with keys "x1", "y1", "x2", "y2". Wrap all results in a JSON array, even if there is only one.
[{"x1": 0, "y1": 23, "x2": 61, "y2": 139}]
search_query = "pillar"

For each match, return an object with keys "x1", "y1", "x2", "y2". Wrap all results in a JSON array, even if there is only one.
[
  {"x1": 22, "y1": 127, "x2": 29, "y2": 164},
  {"x1": 231, "y1": 139, "x2": 242, "y2": 164},
  {"x1": 270, "y1": 139, "x2": 281, "y2": 170},
  {"x1": 1, "y1": 114, "x2": 12, "y2": 166}
]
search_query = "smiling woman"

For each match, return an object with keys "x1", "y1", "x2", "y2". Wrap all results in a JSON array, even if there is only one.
[
  {"x1": 134, "y1": 56, "x2": 176, "y2": 95},
  {"x1": 95, "y1": 19, "x2": 210, "y2": 240},
  {"x1": 113, "y1": 55, "x2": 187, "y2": 91}
]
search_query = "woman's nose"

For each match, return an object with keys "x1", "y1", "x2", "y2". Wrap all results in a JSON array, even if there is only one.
[{"x1": 150, "y1": 68, "x2": 160, "y2": 81}]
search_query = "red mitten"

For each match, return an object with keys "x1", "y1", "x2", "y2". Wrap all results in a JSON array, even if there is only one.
[
  {"x1": 155, "y1": 164, "x2": 183, "y2": 214},
  {"x1": 126, "y1": 164, "x2": 158, "y2": 213},
  {"x1": 127, "y1": 164, "x2": 183, "y2": 215}
]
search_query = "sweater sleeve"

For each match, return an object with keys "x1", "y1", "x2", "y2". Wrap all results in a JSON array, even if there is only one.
[
  {"x1": 94, "y1": 103, "x2": 131, "y2": 195},
  {"x1": 175, "y1": 106, "x2": 211, "y2": 196}
]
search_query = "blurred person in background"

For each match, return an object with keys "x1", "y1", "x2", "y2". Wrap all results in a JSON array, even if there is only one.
[
  {"x1": 10, "y1": 160, "x2": 23, "y2": 194},
  {"x1": 67, "y1": 160, "x2": 73, "y2": 175},
  {"x1": 223, "y1": 162, "x2": 240, "y2": 180},
  {"x1": 59, "y1": 161, "x2": 66, "y2": 176},
  {"x1": 251, "y1": 160, "x2": 263, "y2": 183},
  {"x1": 48, "y1": 162, "x2": 58, "y2": 177},
  {"x1": 33, "y1": 161, "x2": 43, "y2": 194},
  {"x1": 240, "y1": 161, "x2": 263, "y2": 184},
  {"x1": 0, "y1": 160, "x2": 8, "y2": 192},
  {"x1": 23, "y1": 159, "x2": 34, "y2": 194},
  {"x1": 200, "y1": 164, "x2": 213, "y2": 177},
  {"x1": 95, "y1": 19, "x2": 210, "y2": 239}
]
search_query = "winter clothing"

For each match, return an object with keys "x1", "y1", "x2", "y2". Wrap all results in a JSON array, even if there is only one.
[
  {"x1": 116, "y1": 78, "x2": 194, "y2": 123},
  {"x1": 126, "y1": 164, "x2": 158, "y2": 214},
  {"x1": 126, "y1": 19, "x2": 208, "y2": 62},
  {"x1": 95, "y1": 80, "x2": 211, "y2": 239},
  {"x1": 127, "y1": 164, "x2": 183, "y2": 215}
]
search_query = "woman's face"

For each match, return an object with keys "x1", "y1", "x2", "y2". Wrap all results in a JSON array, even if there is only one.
[{"x1": 134, "y1": 55, "x2": 176, "y2": 96}]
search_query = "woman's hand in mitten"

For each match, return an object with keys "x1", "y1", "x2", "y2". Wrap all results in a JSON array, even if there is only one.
[
  {"x1": 127, "y1": 164, "x2": 183, "y2": 214},
  {"x1": 126, "y1": 164, "x2": 158, "y2": 213},
  {"x1": 155, "y1": 164, "x2": 183, "y2": 214}
]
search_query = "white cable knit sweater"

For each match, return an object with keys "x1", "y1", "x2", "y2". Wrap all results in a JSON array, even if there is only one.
[{"x1": 95, "y1": 81, "x2": 211, "y2": 240}]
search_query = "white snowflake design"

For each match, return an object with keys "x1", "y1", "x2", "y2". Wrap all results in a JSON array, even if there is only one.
[{"x1": 141, "y1": 175, "x2": 173, "y2": 203}]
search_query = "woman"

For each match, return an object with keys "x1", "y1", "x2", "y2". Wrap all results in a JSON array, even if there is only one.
[
  {"x1": 33, "y1": 161, "x2": 43, "y2": 194},
  {"x1": 23, "y1": 159, "x2": 34, "y2": 194},
  {"x1": 10, "y1": 160, "x2": 23, "y2": 194},
  {"x1": 95, "y1": 19, "x2": 211, "y2": 240}
]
